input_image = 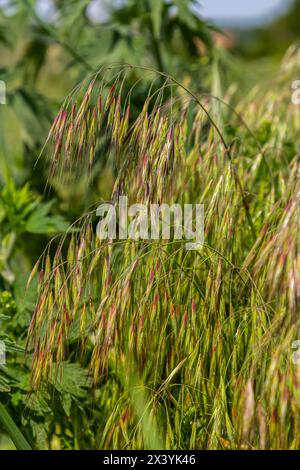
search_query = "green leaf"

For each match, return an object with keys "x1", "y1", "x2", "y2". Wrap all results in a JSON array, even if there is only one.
[
  {"x1": 0, "y1": 374, "x2": 11, "y2": 393},
  {"x1": 25, "y1": 200, "x2": 69, "y2": 234},
  {"x1": 25, "y1": 390, "x2": 52, "y2": 415},
  {"x1": 30, "y1": 420, "x2": 49, "y2": 449},
  {"x1": 14, "y1": 271, "x2": 38, "y2": 321},
  {"x1": 49, "y1": 362, "x2": 91, "y2": 399},
  {"x1": 60, "y1": 392, "x2": 72, "y2": 417}
]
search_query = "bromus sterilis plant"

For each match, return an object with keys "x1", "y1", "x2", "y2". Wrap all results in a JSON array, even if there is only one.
[{"x1": 26, "y1": 50, "x2": 300, "y2": 449}]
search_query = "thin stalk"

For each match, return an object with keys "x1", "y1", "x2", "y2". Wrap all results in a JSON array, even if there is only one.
[{"x1": 0, "y1": 402, "x2": 32, "y2": 450}]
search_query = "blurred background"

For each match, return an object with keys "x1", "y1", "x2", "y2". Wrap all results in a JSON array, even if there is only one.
[
  {"x1": 1, "y1": 0, "x2": 300, "y2": 295},
  {"x1": 0, "y1": 0, "x2": 300, "y2": 450}
]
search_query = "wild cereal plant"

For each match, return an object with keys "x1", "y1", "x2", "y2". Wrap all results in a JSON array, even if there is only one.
[{"x1": 27, "y1": 49, "x2": 300, "y2": 450}]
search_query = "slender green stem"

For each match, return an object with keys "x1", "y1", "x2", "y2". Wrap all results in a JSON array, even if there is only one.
[
  {"x1": 23, "y1": 0, "x2": 94, "y2": 72},
  {"x1": 0, "y1": 402, "x2": 31, "y2": 450}
]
